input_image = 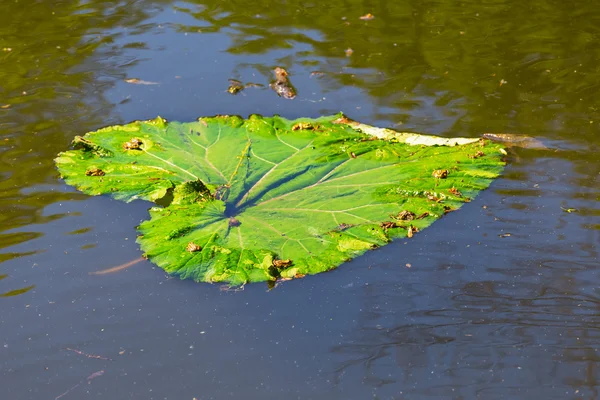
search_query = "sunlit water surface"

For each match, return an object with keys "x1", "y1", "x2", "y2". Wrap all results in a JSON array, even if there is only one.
[{"x1": 1, "y1": 1, "x2": 598, "y2": 399}]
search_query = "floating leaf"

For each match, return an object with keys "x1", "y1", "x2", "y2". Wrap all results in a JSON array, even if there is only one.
[{"x1": 55, "y1": 113, "x2": 506, "y2": 285}]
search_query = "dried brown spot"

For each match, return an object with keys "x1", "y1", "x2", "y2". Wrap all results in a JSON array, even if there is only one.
[
  {"x1": 449, "y1": 187, "x2": 462, "y2": 197},
  {"x1": 416, "y1": 212, "x2": 429, "y2": 219},
  {"x1": 186, "y1": 242, "x2": 202, "y2": 252},
  {"x1": 123, "y1": 138, "x2": 143, "y2": 150},
  {"x1": 432, "y1": 169, "x2": 448, "y2": 179},
  {"x1": 395, "y1": 210, "x2": 416, "y2": 221},
  {"x1": 85, "y1": 168, "x2": 105, "y2": 176},
  {"x1": 380, "y1": 221, "x2": 398, "y2": 230},
  {"x1": 337, "y1": 223, "x2": 354, "y2": 231},
  {"x1": 228, "y1": 217, "x2": 241, "y2": 227},
  {"x1": 292, "y1": 122, "x2": 315, "y2": 131},
  {"x1": 350, "y1": 152, "x2": 357, "y2": 158},
  {"x1": 273, "y1": 259, "x2": 293, "y2": 268},
  {"x1": 469, "y1": 151, "x2": 485, "y2": 159}
]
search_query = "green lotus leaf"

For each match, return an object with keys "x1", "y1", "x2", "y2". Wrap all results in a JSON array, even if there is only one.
[{"x1": 55, "y1": 113, "x2": 505, "y2": 285}]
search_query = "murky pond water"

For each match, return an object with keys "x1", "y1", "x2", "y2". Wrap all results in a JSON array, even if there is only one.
[{"x1": 1, "y1": 1, "x2": 598, "y2": 399}]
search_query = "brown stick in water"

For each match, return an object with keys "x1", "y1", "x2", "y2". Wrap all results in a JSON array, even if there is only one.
[{"x1": 89, "y1": 257, "x2": 145, "y2": 275}]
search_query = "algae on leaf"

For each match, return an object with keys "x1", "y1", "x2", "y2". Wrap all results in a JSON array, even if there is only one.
[{"x1": 55, "y1": 113, "x2": 506, "y2": 285}]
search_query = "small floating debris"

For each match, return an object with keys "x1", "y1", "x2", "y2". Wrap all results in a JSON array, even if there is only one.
[
  {"x1": 270, "y1": 67, "x2": 297, "y2": 100},
  {"x1": 227, "y1": 79, "x2": 244, "y2": 95},
  {"x1": 125, "y1": 78, "x2": 159, "y2": 85},
  {"x1": 89, "y1": 257, "x2": 144, "y2": 275},
  {"x1": 359, "y1": 13, "x2": 375, "y2": 20},
  {"x1": 227, "y1": 80, "x2": 264, "y2": 95},
  {"x1": 561, "y1": 207, "x2": 579, "y2": 213}
]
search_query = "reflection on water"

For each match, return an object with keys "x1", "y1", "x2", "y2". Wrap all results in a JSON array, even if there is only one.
[{"x1": 0, "y1": 0, "x2": 598, "y2": 398}]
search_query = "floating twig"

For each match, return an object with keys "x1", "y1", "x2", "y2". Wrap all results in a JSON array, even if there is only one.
[
  {"x1": 65, "y1": 347, "x2": 112, "y2": 361},
  {"x1": 55, "y1": 370, "x2": 104, "y2": 400},
  {"x1": 89, "y1": 257, "x2": 144, "y2": 275}
]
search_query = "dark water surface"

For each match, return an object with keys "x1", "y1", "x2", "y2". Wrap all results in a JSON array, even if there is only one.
[{"x1": 1, "y1": 1, "x2": 599, "y2": 399}]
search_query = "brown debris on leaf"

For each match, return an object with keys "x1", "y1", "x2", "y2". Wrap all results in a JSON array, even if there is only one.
[
  {"x1": 407, "y1": 225, "x2": 419, "y2": 238},
  {"x1": 359, "y1": 13, "x2": 375, "y2": 20},
  {"x1": 469, "y1": 151, "x2": 485, "y2": 159},
  {"x1": 380, "y1": 221, "x2": 398, "y2": 230},
  {"x1": 270, "y1": 67, "x2": 297, "y2": 99},
  {"x1": 123, "y1": 138, "x2": 143, "y2": 150},
  {"x1": 432, "y1": 169, "x2": 449, "y2": 179},
  {"x1": 332, "y1": 114, "x2": 356, "y2": 125},
  {"x1": 394, "y1": 210, "x2": 416, "y2": 221},
  {"x1": 186, "y1": 242, "x2": 202, "y2": 252},
  {"x1": 273, "y1": 259, "x2": 293, "y2": 268},
  {"x1": 427, "y1": 194, "x2": 443, "y2": 203},
  {"x1": 85, "y1": 168, "x2": 105, "y2": 176},
  {"x1": 228, "y1": 217, "x2": 241, "y2": 227},
  {"x1": 449, "y1": 187, "x2": 462, "y2": 197},
  {"x1": 292, "y1": 122, "x2": 316, "y2": 131},
  {"x1": 416, "y1": 212, "x2": 429, "y2": 219}
]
